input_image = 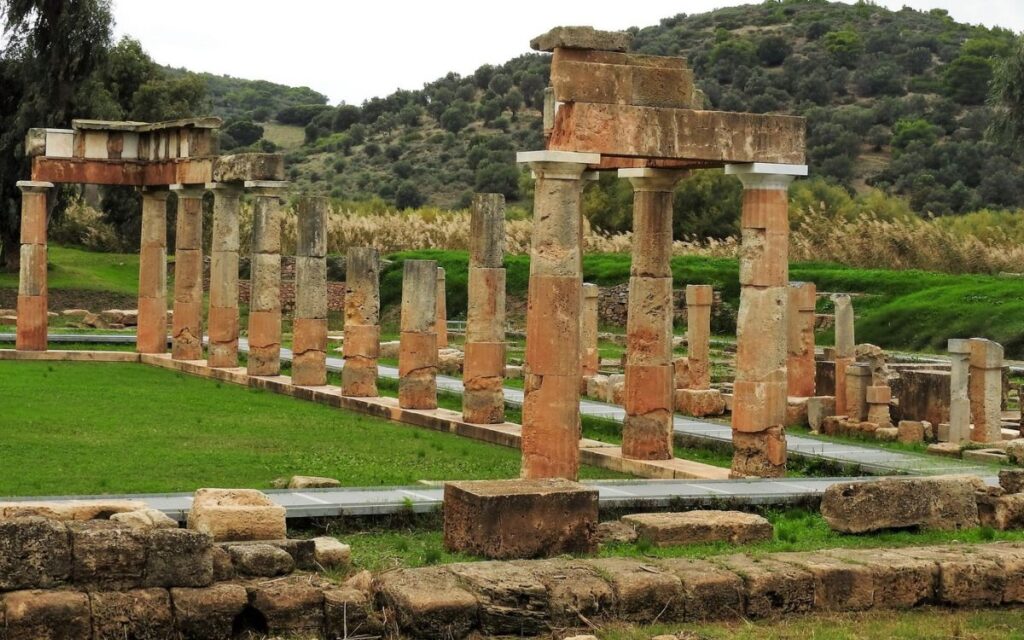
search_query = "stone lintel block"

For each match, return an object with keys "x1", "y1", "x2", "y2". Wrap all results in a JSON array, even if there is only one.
[
  {"x1": 525, "y1": 275, "x2": 580, "y2": 376},
  {"x1": 685, "y1": 284, "x2": 713, "y2": 307},
  {"x1": 732, "y1": 379, "x2": 787, "y2": 432},
  {"x1": 344, "y1": 323, "x2": 380, "y2": 358},
  {"x1": 186, "y1": 488, "x2": 287, "y2": 542},
  {"x1": 969, "y1": 338, "x2": 1004, "y2": 369},
  {"x1": 463, "y1": 341, "x2": 506, "y2": 380},
  {"x1": 675, "y1": 388, "x2": 727, "y2": 417},
  {"x1": 866, "y1": 385, "x2": 892, "y2": 404},
  {"x1": 443, "y1": 479, "x2": 598, "y2": 559},
  {"x1": 530, "y1": 25, "x2": 633, "y2": 52},
  {"x1": 469, "y1": 193, "x2": 505, "y2": 268},
  {"x1": 623, "y1": 511, "x2": 773, "y2": 547},
  {"x1": 521, "y1": 373, "x2": 580, "y2": 480},
  {"x1": 212, "y1": 153, "x2": 285, "y2": 182},
  {"x1": 400, "y1": 260, "x2": 438, "y2": 332},
  {"x1": 296, "y1": 196, "x2": 328, "y2": 257},
  {"x1": 552, "y1": 57, "x2": 694, "y2": 109},
  {"x1": 623, "y1": 364, "x2": 673, "y2": 415}
]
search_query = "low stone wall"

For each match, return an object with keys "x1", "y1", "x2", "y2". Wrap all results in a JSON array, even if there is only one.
[{"x1": 597, "y1": 283, "x2": 729, "y2": 328}]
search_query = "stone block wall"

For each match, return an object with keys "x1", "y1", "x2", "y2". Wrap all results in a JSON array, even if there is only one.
[{"x1": 597, "y1": 283, "x2": 727, "y2": 328}]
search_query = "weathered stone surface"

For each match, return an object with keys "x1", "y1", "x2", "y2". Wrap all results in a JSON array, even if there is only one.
[
  {"x1": 212, "y1": 153, "x2": 284, "y2": 182},
  {"x1": 595, "y1": 520, "x2": 638, "y2": 544},
  {"x1": 90, "y1": 588, "x2": 173, "y2": 640},
  {"x1": 69, "y1": 521, "x2": 147, "y2": 589},
  {"x1": 109, "y1": 508, "x2": 176, "y2": 529},
  {"x1": 978, "y1": 493, "x2": 1024, "y2": 531},
  {"x1": 622, "y1": 510, "x2": 773, "y2": 547},
  {"x1": 902, "y1": 547, "x2": 1005, "y2": 607},
  {"x1": 1000, "y1": 469, "x2": 1024, "y2": 494},
  {"x1": 186, "y1": 488, "x2": 286, "y2": 542},
  {"x1": 806, "y1": 396, "x2": 835, "y2": 431},
  {"x1": 0, "y1": 517, "x2": 70, "y2": 591},
  {"x1": 324, "y1": 587, "x2": 385, "y2": 638},
  {"x1": 228, "y1": 543, "x2": 294, "y2": 576},
  {"x1": 898, "y1": 420, "x2": 927, "y2": 444},
  {"x1": 820, "y1": 476, "x2": 983, "y2": 533},
  {"x1": 144, "y1": 527, "x2": 214, "y2": 588},
  {"x1": 825, "y1": 547, "x2": 936, "y2": 608},
  {"x1": 286, "y1": 475, "x2": 341, "y2": 489},
  {"x1": 588, "y1": 557, "x2": 682, "y2": 621},
  {"x1": 469, "y1": 193, "x2": 505, "y2": 268},
  {"x1": 675, "y1": 388, "x2": 726, "y2": 417},
  {"x1": 248, "y1": 576, "x2": 325, "y2": 635},
  {"x1": 449, "y1": 561, "x2": 551, "y2": 635},
  {"x1": 525, "y1": 559, "x2": 614, "y2": 627},
  {"x1": 713, "y1": 554, "x2": 814, "y2": 618},
  {"x1": 553, "y1": 53, "x2": 695, "y2": 109},
  {"x1": 0, "y1": 499, "x2": 145, "y2": 521},
  {"x1": 530, "y1": 25, "x2": 632, "y2": 52},
  {"x1": 444, "y1": 479, "x2": 598, "y2": 559},
  {"x1": 312, "y1": 536, "x2": 351, "y2": 569},
  {"x1": 773, "y1": 551, "x2": 874, "y2": 611},
  {"x1": 171, "y1": 584, "x2": 248, "y2": 640},
  {"x1": 218, "y1": 539, "x2": 315, "y2": 571},
  {"x1": 376, "y1": 567, "x2": 478, "y2": 640},
  {"x1": 731, "y1": 426, "x2": 787, "y2": 478},
  {"x1": 2, "y1": 589, "x2": 91, "y2": 640},
  {"x1": 655, "y1": 557, "x2": 744, "y2": 621},
  {"x1": 210, "y1": 546, "x2": 234, "y2": 582}
]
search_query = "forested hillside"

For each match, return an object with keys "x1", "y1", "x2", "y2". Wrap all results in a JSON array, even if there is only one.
[{"x1": 196, "y1": 0, "x2": 1021, "y2": 236}]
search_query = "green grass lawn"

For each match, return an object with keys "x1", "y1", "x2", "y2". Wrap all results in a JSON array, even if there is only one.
[
  {"x1": 0, "y1": 361, "x2": 624, "y2": 496},
  {"x1": 0, "y1": 245, "x2": 139, "y2": 294}
]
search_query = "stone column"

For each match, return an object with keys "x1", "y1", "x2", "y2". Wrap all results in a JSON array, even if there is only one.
[
  {"x1": 206, "y1": 183, "x2": 242, "y2": 367},
  {"x1": 137, "y1": 188, "x2": 170, "y2": 354},
  {"x1": 399, "y1": 259, "x2": 438, "y2": 409},
  {"x1": 674, "y1": 285, "x2": 725, "y2": 417},
  {"x1": 787, "y1": 281, "x2": 816, "y2": 397},
  {"x1": 463, "y1": 193, "x2": 507, "y2": 424},
  {"x1": 436, "y1": 267, "x2": 448, "y2": 349},
  {"x1": 845, "y1": 364, "x2": 871, "y2": 423},
  {"x1": 618, "y1": 168, "x2": 686, "y2": 460},
  {"x1": 15, "y1": 181, "x2": 52, "y2": 351},
  {"x1": 969, "y1": 337, "x2": 1004, "y2": 443},
  {"x1": 947, "y1": 338, "x2": 971, "y2": 444},
  {"x1": 832, "y1": 293, "x2": 855, "y2": 416},
  {"x1": 292, "y1": 196, "x2": 328, "y2": 386},
  {"x1": 579, "y1": 283, "x2": 600, "y2": 386},
  {"x1": 517, "y1": 150, "x2": 598, "y2": 480},
  {"x1": 725, "y1": 162, "x2": 806, "y2": 478},
  {"x1": 245, "y1": 180, "x2": 288, "y2": 376},
  {"x1": 170, "y1": 185, "x2": 206, "y2": 361},
  {"x1": 342, "y1": 247, "x2": 380, "y2": 397}
]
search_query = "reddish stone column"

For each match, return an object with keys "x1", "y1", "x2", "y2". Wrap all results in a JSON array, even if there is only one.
[
  {"x1": 618, "y1": 168, "x2": 687, "y2": 460},
  {"x1": 292, "y1": 196, "x2": 328, "y2": 386},
  {"x1": 726, "y1": 162, "x2": 806, "y2": 478},
  {"x1": 342, "y1": 247, "x2": 381, "y2": 397},
  {"x1": 516, "y1": 150, "x2": 598, "y2": 480},
  {"x1": 579, "y1": 283, "x2": 600, "y2": 386},
  {"x1": 15, "y1": 181, "x2": 52, "y2": 351},
  {"x1": 969, "y1": 337, "x2": 1004, "y2": 443},
  {"x1": 137, "y1": 188, "x2": 170, "y2": 354},
  {"x1": 787, "y1": 281, "x2": 817, "y2": 397},
  {"x1": 674, "y1": 285, "x2": 725, "y2": 417},
  {"x1": 170, "y1": 185, "x2": 206, "y2": 361},
  {"x1": 832, "y1": 293, "x2": 855, "y2": 416},
  {"x1": 436, "y1": 267, "x2": 448, "y2": 349},
  {"x1": 245, "y1": 180, "x2": 288, "y2": 376},
  {"x1": 206, "y1": 183, "x2": 242, "y2": 367},
  {"x1": 463, "y1": 193, "x2": 507, "y2": 424},
  {"x1": 399, "y1": 259, "x2": 438, "y2": 409}
]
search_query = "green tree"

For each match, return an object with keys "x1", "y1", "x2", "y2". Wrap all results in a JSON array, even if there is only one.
[
  {"x1": 129, "y1": 74, "x2": 207, "y2": 121},
  {"x1": 222, "y1": 119, "x2": 263, "y2": 147},
  {"x1": 944, "y1": 55, "x2": 993, "y2": 105},
  {"x1": 989, "y1": 36, "x2": 1024, "y2": 144},
  {"x1": 394, "y1": 181, "x2": 425, "y2": 209},
  {"x1": 332, "y1": 104, "x2": 361, "y2": 132},
  {"x1": 757, "y1": 35, "x2": 790, "y2": 66},
  {"x1": 439, "y1": 100, "x2": 472, "y2": 133},
  {"x1": 824, "y1": 30, "x2": 864, "y2": 68}
]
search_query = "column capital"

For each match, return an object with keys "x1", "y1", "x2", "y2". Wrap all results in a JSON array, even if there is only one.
[
  {"x1": 16, "y1": 181, "x2": 54, "y2": 193},
  {"x1": 169, "y1": 184, "x2": 207, "y2": 198},
  {"x1": 618, "y1": 167, "x2": 689, "y2": 192},
  {"x1": 582, "y1": 282, "x2": 599, "y2": 298},
  {"x1": 517, "y1": 150, "x2": 599, "y2": 180},
  {"x1": 244, "y1": 180, "x2": 289, "y2": 196},
  {"x1": 139, "y1": 186, "x2": 171, "y2": 200},
  {"x1": 725, "y1": 162, "x2": 807, "y2": 190},
  {"x1": 948, "y1": 338, "x2": 971, "y2": 355}
]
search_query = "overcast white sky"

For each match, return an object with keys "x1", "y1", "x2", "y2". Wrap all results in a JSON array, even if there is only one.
[{"x1": 113, "y1": 1, "x2": 1023, "y2": 106}]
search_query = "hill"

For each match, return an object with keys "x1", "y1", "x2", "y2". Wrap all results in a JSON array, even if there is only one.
[{"x1": 190, "y1": 1, "x2": 1022, "y2": 230}]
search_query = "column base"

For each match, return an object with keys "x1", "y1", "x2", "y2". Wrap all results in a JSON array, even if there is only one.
[
  {"x1": 622, "y1": 411, "x2": 673, "y2": 460},
  {"x1": 730, "y1": 427, "x2": 787, "y2": 478},
  {"x1": 462, "y1": 378, "x2": 505, "y2": 425},
  {"x1": 15, "y1": 294, "x2": 47, "y2": 351}
]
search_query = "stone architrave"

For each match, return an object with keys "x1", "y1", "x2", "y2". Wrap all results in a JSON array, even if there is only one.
[
  {"x1": 15, "y1": 181, "x2": 52, "y2": 351},
  {"x1": 170, "y1": 185, "x2": 206, "y2": 360},
  {"x1": 245, "y1": 180, "x2": 288, "y2": 376},
  {"x1": 674, "y1": 285, "x2": 725, "y2": 417},
  {"x1": 969, "y1": 338, "x2": 1004, "y2": 443},
  {"x1": 342, "y1": 247, "x2": 381, "y2": 397},
  {"x1": 136, "y1": 189, "x2": 171, "y2": 354},
  {"x1": 947, "y1": 338, "x2": 971, "y2": 444},
  {"x1": 206, "y1": 183, "x2": 242, "y2": 367},
  {"x1": 786, "y1": 281, "x2": 816, "y2": 397},
  {"x1": 463, "y1": 193, "x2": 507, "y2": 424},
  {"x1": 399, "y1": 260, "x2": 438, "y2": 409},
  {"x1": 726, "y1": 162, "x2": 807, "y2": 478},
  {"x1": 292, "y1": 196, "x2": 328, "y2": 386},
  {"x1": 579, "y1": 283, "x2": 600, "y2": 386},
  {"x1": 517, "y1": 150, "x2": 599, "y2": 480},
  {"x1": 435, "y1": 267, "x2": 448, "y2": 349},
  {"x1": 619, "y1": 168, "x2": 686, "y2": 460},
  {"x1": 832, "y1": 293, "x2": 855, "y2": 416}
]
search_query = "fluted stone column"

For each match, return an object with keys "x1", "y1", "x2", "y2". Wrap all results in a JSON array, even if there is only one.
[
  {"x1": 170, "y1": 185, "x2": 206, "y2": 361},
  {"x1": 137, "y1": 188, "x2": 170, "y2": 354},
  {"x1": 463, "y1": 193, "x2": 507, "y2": 424},
  {"x1": 787, "y1": 281, "x2": 817, "y2": 397},
  {"x1": 399, "y1": 259, "x2": 438, "y2": 409},
  {"x1": 436, "y1": 267, "x2": 448, "y2": 349},
  {"x1": 517, "y1": 150, "x2": 597, "y2": 480},
  {"x1": 206, "y1": 183, "x2": 242, "y2": 367},
  {"x1": 15, "y1": 181, "x2": 52, "y2": 351},
  {"x1": 969, "y1": 337, "x2": 1004, "y2": 443},
  {"x1": 342, "y1": 247, "x2": 380, "y2": 397},
  {"x1": 726, "y1": 162, "x2": 806, "y2": 478},
  {"x1": 580, "y1": 283, "x2": 600, "y2": 386},
  {"x1": 292, "y1": 196, "x2": 328, "y2": 386},
  {"x1": 618, "y1": 168, "x2": 685, "y2": 460},
  {"x1": 833, "y1": 293, "x2": 855, "y2": 416},
  {"x1": 245, "y1": 180, "x2": 288, "y2": 376},
  {"x1": 947, "y1": 338, "x2": 971, "y2": 444}
]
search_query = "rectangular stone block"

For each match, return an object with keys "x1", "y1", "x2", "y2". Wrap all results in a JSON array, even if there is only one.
[
  {"x1": 444, "y1": 479, "x2": 597, "y2": 559},
  {"x1": 969, "y1": 338, "x2": 1004, "y2": 369},
  {"x1": 294, "y1": 256, "x2": 327, "y2": 319},
  {"x1": 206, "y1": 305, "x2": 238, "y2": 344},
  {"x1": 250, "y1": 578, "x2": 325, "y2": 636},
  {"x1": 15, "y1": 294, "x2": 47, "y2": 351},
  {"x1": 249, "y1": 252, "x2": 281, "y2": 312},
  {"x1": 463, "y1": 341, "x2": 506, "y2": 380},
  {"x1": 399, "y1": 260, "x2": 438, "y2": 332},
  {"x1": 773, "y1": 552, "x2": 874, "y2": 612},
  {"x1": 18, "y1": 244, "x2": 46, "y2": 296},
  {"x1": 739, "y1": 228, "x2": 788, "y2": 287},
  {"x1": 293, "y1": 317, "x2": 328, "y2": 355},
  {"x1": 587, "y1": 557, "x2": 683, "y2": 621},
  {"x1": 685, "y1": 284, "x2": 713, "y2": 307},
  {"x1": 343, "y1": 323, "x2": 380, "y2": 358},
  {"x1": 622, "y1": 511, "x2": 773, "y2": 547},
  {"x1": 525, "y1": 274, "x2": 580, "y2": 375},
  {"x1": 0, "y1": 518, "x2": 71, "y2": 591},
  {"x1": 212, "y1": 153, "x2": 285, "y2": 182},
  {"x1": 521, "y1": 373, "x2": 580, "y2": 480},
  {"x1": 732, "y1": 379, "x2": 787, "y2": 432},
  {"x1": 469, "y1": 194, "x2": 505, "y2": 268},
  {"x1": 90, "y1": 588, "x2": 174, "y2": 639},
  {"x1": 466, "y1": 267, "x2": 506, "y2": 343},
  {"x1": 656, "y1": 558, "x2": 744, "y2": 621},
  {"x1": 296, "y1": 196, "x2": 328, "y2": 257},
  {"x1": 186, "y1": 488, "x2": 287, "y2": 542},
  {"x1": 866, "y1": 385, "x2": 892, "y2": 404},
  {"x1": 551, "y1": 57, "x2": 695, "y2": 109},
  {"x1": 207, "y1": 251, "x2": 238, "y2": 308},
  {"x1": 144, "y1": 528, "x2": 214, "y2": 588},
  {"x1": 531, "y1": 25, "x2": 632, "y2": 52},
  {"x1": 70, "y1": 521, "x2": 147, "y2": 589},
  {"x1": 713, "y1": 554, "x2": 814, "y2": 619},
  {"x1": 398, "y1": 331, "x2": 437, "y2": 376},
  {"x1": 172, "y1": 249, "x2": 203, "y2": 304},
  {"x1": 625, "y1": 276, "x2": 674, "y2": 366},
  {"x1": 171, "y1": 584, "x2": 248, "y2": 640},
  {"x1": 623, "y1": 364, "x2": 673, "y2": 415},
  {"x1": 734, "y1": 286, "x2": 787, "y2": 380},
  {"x1": 3, "y1": 590, "x2": 91, "y2": 640},
  {"x1": 376, "y1": 567, "x2": 478, "y2": 639}
]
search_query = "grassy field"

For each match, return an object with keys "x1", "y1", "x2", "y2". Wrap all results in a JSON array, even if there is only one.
[
  {"x1": 0, "y1": 245, "x2": 139, "y2": 294},
  {"x1": 0, "y1": 361, "x2": 624, "y2": 496}
]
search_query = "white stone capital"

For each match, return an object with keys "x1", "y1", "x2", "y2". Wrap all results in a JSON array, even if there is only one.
[
  {"x1": 518, "y1": 150, "x2": 599, "y2": 181},
  {"x1": 725, "y1": 163, "x2": 807, "y2": 190},
  {"x1": 205, "y1": 182, "x2": 244, "y2": 194},
  {"x1": 618, "y1": 167, "x2": 689, "y2": 192},
  {"x1": 16, "y1": 180, "x2": 54, "y2": 193},
  {"x1": 244, "y1": 180, "x2": 289, "y2": 197},
  {"x1": 169, "y1": 184, "x2": 207, "y2": 198},
  {"x1": 947, "y1": 338, "x2": 971, "y2": 355}
]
